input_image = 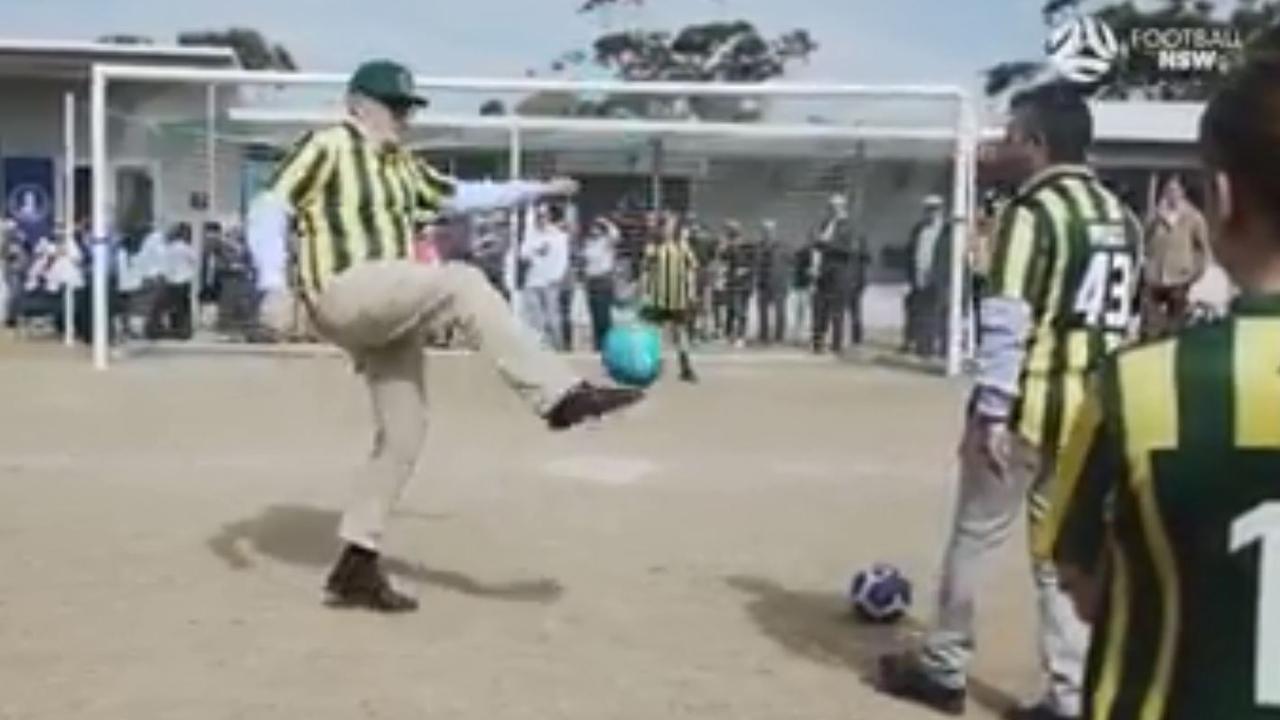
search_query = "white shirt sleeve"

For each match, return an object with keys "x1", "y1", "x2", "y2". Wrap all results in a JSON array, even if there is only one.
[
  {"x1": 247, "y1": 193, "x2": 292, "y2": 292},
  {"x1": 444, "y1": 180, "x2": 554, "y2": 214}
]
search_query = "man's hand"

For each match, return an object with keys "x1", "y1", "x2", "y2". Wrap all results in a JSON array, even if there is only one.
[
  {"x1": 544, "y1": 177, "x2": 580, "y2": 197},
  {"x1": 961, "y1": 416, "x2": 1012, "y2": 475},
  {"x1": 1059, "y1": 563, "x2": 1103, "y2": 624}
]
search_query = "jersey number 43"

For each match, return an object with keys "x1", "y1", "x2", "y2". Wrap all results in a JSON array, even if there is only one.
[{"x1": 1072, "y1": 223, "x2": 1135, "y2": 332}]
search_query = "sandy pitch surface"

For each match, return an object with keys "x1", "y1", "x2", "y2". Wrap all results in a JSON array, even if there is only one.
[{"x1": 0, "y1": 343, "x2": 1044, "y2": 720}]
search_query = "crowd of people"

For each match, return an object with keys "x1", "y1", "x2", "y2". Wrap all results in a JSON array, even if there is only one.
[
  {"x1": 0, "y1": 218, "x2": 264, "y2": 343},
  {"x1": 494, "y1": 192, "x2": 911, "y2": 358}
]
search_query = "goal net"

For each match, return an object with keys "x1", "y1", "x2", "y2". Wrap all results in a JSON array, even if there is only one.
[{"x1": 88, "y1": 66, "x2": 978, "y2": 374}]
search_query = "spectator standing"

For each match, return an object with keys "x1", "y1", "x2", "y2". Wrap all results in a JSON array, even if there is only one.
[
  {"x1": 1141, "y1": 174, "x2": 1209, "y2": 338},
  {"x1": 147, "y1": 224, "x2": 197, "y2": 339},
  {"x1": 788, "y1": 240, "x2": 816, "y2": 345},
  {"x1": 755, "y1": 219, "x2": 787, "y2": 345},
  {"x1": 904, "y1": 195, "x2": 951, "y2": 357},
  {"x1": 642, "y1": 212, "x2": 699, "y2": 382},
  {"x1": 552, "y1": 204, "x2": 577, "y2": 352},
  {"x1": 115, "y1": 236, "x2": 143, "y2": 338},
  {"x1": 812, "y1": 193, "x2": 855, "y2": 354},
  {"x1": 216, "y1": 227, "x2": 258, "y2": 337},
  {"x1": 723, "y1": 220, "x2": 753, "y2": 347},
  {"x1": 582, "y1": 216, "x2": 619, "y2": 350},
  {"x1": 520, "y1": 204, "x2": 570, "y2": 349}
]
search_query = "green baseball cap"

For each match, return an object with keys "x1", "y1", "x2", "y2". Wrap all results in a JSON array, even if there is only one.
[{"x1": 348, "y1": 59, "x2": 428, "y2": 108}]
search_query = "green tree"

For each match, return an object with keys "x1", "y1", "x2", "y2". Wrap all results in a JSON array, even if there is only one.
[
  {"x1": 177, "y1": 28, "x2": 297, "y2": 70},
  {"x1": 502, "y1": 0, "x2": 816, "y2": 119},
  {"x1": 98, "y1": 28, "x2": 297, "y2": 70},
  {"x1": 985, "y1": 0, "x2": 1279, "y2": 99}
]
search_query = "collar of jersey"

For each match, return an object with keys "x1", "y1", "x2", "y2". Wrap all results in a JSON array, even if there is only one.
[
  {"x1": 1017, "y1": 163, "x2": 1095, "y2": 197},
  {"x1": 1231, "y1": 293, "x2": 1280, "y2": 316},
  {"x1": 342, "y1": 119, "x2": 401, "y2": 155}
]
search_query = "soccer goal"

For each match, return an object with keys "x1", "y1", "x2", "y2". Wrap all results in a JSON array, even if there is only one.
[{"x1": 87, "y1": 64, "x2": 980, "y2": 375}]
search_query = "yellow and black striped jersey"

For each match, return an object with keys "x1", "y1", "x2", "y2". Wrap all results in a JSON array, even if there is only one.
[
  {"x1": 1039, "y1": 294, "x2": 1280, "y2": 719},
  {"x1": 267, "y1": 122, "x2": 457, "y2": 295},
  {"x1": 643, "y1": 238, "x2": 698, "y2": 314},
  {"x1": 987, "y1": 165, "x2": 1143, "y2": 453}
]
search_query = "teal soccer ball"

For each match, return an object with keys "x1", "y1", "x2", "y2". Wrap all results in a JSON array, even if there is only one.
[{"x1": 602, "y1": 322, "x2": 663, "y2": 388}]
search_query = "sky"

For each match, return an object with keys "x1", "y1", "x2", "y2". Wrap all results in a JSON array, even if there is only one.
[{"x1": 0, "y1": 0, "x2": 1051, "y2": 92}]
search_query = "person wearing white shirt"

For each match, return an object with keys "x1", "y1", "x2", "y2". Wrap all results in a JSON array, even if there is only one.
[
  {"x1": 582, "y1": 216, "x2": 619, "y2": 350},
  {"x1": 520, "y1": 204, "x2": 570, "y2": 349},
  {"x1": 116, "y1": 242, "x2": 143, "y2": 337},
  {"x1": 144, "y1": 226, "x2": 198, "y2": 339}
]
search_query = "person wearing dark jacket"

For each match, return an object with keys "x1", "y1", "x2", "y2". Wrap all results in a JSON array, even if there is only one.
[
  {"x1": 903, "y1": 195, "x2": 951, "y2": 357},
  {"x1": 723, "y1": 220, "x2": 754, "y2": 347},
  {"x1": 812, "y1": 194, "x2": 855, "y2": 354},
  {"x1": 755, "y1": 219, "x2": 787, "y2": 344}
]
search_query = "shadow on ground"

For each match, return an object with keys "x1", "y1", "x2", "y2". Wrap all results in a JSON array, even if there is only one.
[
  {"x1": 725, "y1": 575, "x2": 1017, "y2": 716},
  {"x1": 207, "y1": 503, "x2": 563, "y2": 604}
]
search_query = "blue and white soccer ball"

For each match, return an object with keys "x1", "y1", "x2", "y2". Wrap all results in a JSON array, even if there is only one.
[
  {"x1": 848, "y1": 563, "x2": 913, "y2": 623},
  {"x1": 1046, "y1": 15, "x2": 1121, "y2": 85}
]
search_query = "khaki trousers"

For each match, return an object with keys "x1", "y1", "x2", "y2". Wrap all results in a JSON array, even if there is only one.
[
  {"x1": 918, "y1": 428, "x2": 1090, "y2": 717},
  {"x1": 309, "y1": 260, "x2": 578, "y2": 552}
]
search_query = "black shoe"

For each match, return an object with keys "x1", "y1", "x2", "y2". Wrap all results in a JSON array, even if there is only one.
[
  {"x1": 544, "y1": 382, "x2": 644, "y2": 431},
  {"x1": 678, "y1": 354, "x2": 698, "y2": 383},
  {"x1": 324, "y1": 544, "x2": 418, "y2": 613},
  {"x1": 878, "y1": 653, "x2": 966, "y2": 716},
  {"x1": 1003, "y1": 703, "x2": 1076, "y2": 720}
]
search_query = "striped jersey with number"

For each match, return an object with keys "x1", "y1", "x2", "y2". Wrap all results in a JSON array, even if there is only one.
[
  {"x1": 643, "y1": 238, "x2": 698, "y2": 313},
  {"x1": 1038, "y1": 295, "x2": 1280, "y2": 719},
  {"x1": 987, "y1": 165, "x2": 1143, "y2": 454},
  {"x1": 266, "y1": 122, "x2": 457, "y2": 295}
]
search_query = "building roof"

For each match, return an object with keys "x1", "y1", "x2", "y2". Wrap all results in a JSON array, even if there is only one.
[
  {"x1": 980, "y1": 100, "x2": 1205, "y2": 145},
  {"x1": 1089, "y1": 101, "x2": 1203, "y2": 145},
  {"x1": 0, "y1": 38, "x2": 239, "y2": 79}
]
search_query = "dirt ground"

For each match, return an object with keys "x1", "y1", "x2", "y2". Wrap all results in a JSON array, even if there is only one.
[{"x1": 0, "y1": 341, "x2": 1046, "y2": 720}]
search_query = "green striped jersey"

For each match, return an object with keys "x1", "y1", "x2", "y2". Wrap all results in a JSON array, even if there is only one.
[
  {"x1": 1040, "y1": 295, "x2": 1280, "y2": 719},
  {"x1": 987, "y1": 165, "x2": 1143, "y2": 454},
  {"x1": 643, "y1": 238, "x2": 698, "y2": 313},
  {"x1": 267, "y1": 122, "x2": 456, "y2": 295}
]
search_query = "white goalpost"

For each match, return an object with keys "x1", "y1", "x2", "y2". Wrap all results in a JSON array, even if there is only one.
[{"x1": 89, "y1": 63, "x2": 979, "y2": 375}]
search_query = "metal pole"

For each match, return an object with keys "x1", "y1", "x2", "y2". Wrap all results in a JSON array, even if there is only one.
[
  {"x1": 945, "y1": 93, "x2": 976, "y2": 378},
  {"x1": 194, "y1": 83, "x2": 217, "y2": 333},
  {"x1": 504, "y1": 124, "x2": 522, "y2": 308},
  {"x1": 62, "y1": 92, "x2": 76, "y2": 346},
  {"x1": 649, "y1": 137, "x2": 664, "y2": 211},
  {"x1": 90, "y1": 66, "x2": 109, "y2": 369}
]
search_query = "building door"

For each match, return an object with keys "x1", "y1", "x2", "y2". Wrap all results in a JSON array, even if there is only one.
[{"x1": 114, "y1": 164, "x2": 155, "y2": 240}]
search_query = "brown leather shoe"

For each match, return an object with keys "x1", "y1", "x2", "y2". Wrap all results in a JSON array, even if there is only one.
[
  {"x1": 544, "y1": 382, "x2": 643, "y2": 431},
  {"x1": 324, "y1": 545, "x2": 418, "y2": 613}
]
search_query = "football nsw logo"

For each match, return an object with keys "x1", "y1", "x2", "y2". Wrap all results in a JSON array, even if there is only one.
[
  {"x1": 1046, "y1": 15, "x2": 1121, "y2": 85},
  {"x1": 1046, "y1": 14, "x2": 1245, "y2": 86}
]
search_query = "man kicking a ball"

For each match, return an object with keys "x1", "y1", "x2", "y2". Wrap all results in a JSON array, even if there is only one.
[{"x1": 248, "y1": 59, "x2": 643, "y2": 613}]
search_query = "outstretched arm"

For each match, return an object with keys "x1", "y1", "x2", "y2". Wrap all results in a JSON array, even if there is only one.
[
  {"x1": 446, "y1": 178, "x2": 579, "y2": 214},
  {"x1": 411, "y1": 159, "x2": 578, "y2": 215}
]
